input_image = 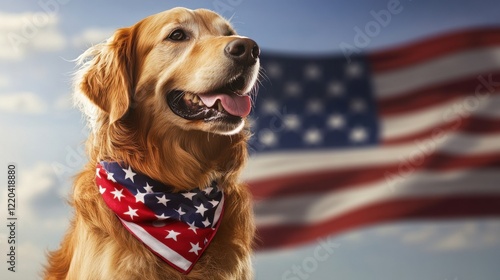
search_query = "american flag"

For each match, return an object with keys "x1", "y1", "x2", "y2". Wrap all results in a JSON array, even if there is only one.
[
  {"x1": 244, "y1": 27, "x2": 500, "y2": 250},
  {"x1": 96, "y1": 161, "x2": 224, "y2": 274}
]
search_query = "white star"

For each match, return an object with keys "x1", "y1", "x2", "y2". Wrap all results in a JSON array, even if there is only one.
[
  {"x1": 327, "y1": 114, "x2": 345, "y2": 129},
  {"x1": 99, "y1": 185, "x2": 106, "y2": 194},
  {"x1": 351, "y1": 98, "x2": 366, "y2": 112},
  {"x1": 304, "y1": 128, "x2": 323, "y2": 145},
  {"x1": 122, "y1": 166, "x2": 136, "y2": 182},
  {"x1": 156, "y1": 213, "x2": 170, "y2": 220},
  {"x1": 262, "y1": 99, "x2": 279, "y2": 114},
  {"x1": 165, "y1": 229, "x2": 180, "y2": 241},
  {"x1": 96, "y1": 167, "x2": 101, "y2": 178},
  {"x1": 182, "y1": 192, "x2": 197, "y2": 200},
  {"x1": 266, "y1": 62, "x2": 282, "y2": 78},
  {"x1": 258, "y1": 129, "x2": 278, "y2": 147},
  {"x1": 283, "y1": 114, "x2": 301, "y2": 131},
  {"x1": 209, "y1": 200, "x2": 219, "y2": 207},
  {"x1": 135, "y1": 191, "x2": 147, "y2": 203},
  {"x1": 157, "y1": 195, "x2": 169, "y2": 206},
  {"x1": 327, "y1": 81, "x2": 344, "y2": 97},
  {"x1": 189, "y1": 242, "x2": 202, "y2": 255},
  {"x1": 202, "y1": 218, "x2": 211, "y2": 227},
  {"x1": 305, "y1": 64, "x2": 321, "y2": 80},
  {"x1": 175, "y1": 207, "x2": 186, "y2": 216},
  {"x1": 188, "y1": 221, "x2": 198, "y2": 234},
  {"x1": 143, "y1": 182, "x2": 154, "y2": 194},
  {"x1": 306, "y1": 99, "x2": 324, "y2": 114},
  {"x1": 350, "y1": 127, "x2": 368, "y2": 143},
  {"x1": 124, "y1": 206, "x2": 139, "y2": 220},
  {"x1": 346, "y1": 62, "x2": 363, "y2": 78},
  {"x1": 284, "y1": 81, "x2": 302, "y2": 97},
  {"x1": 195, "y1": 204, "x2": 208, "y2": 217},
  {"x1": 110, "y1": 188, "x2": 124, "y2": 201},
  {"x1": 107, "y1": 172, "x2": 116, "y2": 182}
]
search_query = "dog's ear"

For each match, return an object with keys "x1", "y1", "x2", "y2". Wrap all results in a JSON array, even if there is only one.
[{"x1": 78, "y1": 27, "x2": 135, "y2": 124}]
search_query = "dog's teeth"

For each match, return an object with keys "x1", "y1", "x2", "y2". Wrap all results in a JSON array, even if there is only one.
[
  {"x1": 192, "y1": 95, "x2": 200, "y2": 103},
  {"x1": 217, "y1": 101, "x2": 223, "y2": 112}
]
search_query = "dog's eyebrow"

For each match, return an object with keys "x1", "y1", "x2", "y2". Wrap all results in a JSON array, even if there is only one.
[
  {"x1": 224, "y1": 29, "x2": 235, "y2": 36},
  {"x1": 197, "y1": 17, "x2": 228, "y2": 36}
]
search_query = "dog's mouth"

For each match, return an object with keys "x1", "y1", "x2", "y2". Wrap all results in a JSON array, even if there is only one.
[{"x1": 167, "y1": 76, "x2": 252, "y2": 123}]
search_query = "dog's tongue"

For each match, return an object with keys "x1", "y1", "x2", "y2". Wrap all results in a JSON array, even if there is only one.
[{"x1": 199, "y1": 93, "x2": 251, "y2": 117}]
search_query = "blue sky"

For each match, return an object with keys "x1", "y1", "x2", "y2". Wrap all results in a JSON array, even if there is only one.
[{"x1": 1, "y1": 0, "x2": 500, "y2": 279}]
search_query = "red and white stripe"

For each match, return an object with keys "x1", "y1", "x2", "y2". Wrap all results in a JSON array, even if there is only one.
[{"x1": 245, "y1": 27, "x2": 500, "y2": 250}]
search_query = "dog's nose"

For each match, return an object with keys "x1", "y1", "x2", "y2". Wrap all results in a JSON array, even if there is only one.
[{"x1": 225, "y1": 38, "x2": 260, "y2": 66}]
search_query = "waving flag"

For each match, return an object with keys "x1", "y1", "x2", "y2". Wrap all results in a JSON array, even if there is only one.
[{"x1": 245, "y1": 27, "x2": 500, "y2": 250}]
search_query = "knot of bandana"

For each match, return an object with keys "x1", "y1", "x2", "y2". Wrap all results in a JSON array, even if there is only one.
[{"x1": 96, "y1": 161, "x2": 224, "y2": 274}]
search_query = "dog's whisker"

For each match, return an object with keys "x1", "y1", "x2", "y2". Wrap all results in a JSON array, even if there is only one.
[
  {"x1": 172, "y1": 91, "x2": 185, "y2": 103},
  {"x1": 258, "y1": 68, "x2": 271, "y2": 84},
  {"x1": 249, "y1": 85, "x2": 259, "y2": 108}
]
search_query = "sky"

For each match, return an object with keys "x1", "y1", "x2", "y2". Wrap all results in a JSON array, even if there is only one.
[{"x1": 1, "y1": 0, "x2": 500, "y2": 279}]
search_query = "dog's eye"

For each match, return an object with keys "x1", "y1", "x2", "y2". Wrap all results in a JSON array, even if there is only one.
[{"x1": 167, "y1": 29, "x2": 188, "y2": 41}]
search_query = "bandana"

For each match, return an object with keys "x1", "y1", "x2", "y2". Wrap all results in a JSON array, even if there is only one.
[{"x1": 96, "y1": 161, "x2": 225, "y2": 274}]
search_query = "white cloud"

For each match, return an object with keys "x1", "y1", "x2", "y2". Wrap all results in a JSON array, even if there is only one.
[
  {"x1": 16, "y1": 162, "x2": 57, "y2": 201},
  {"x1": 341, "y1": 231, "x2": 364, "y2": 243},
  {"x1": 0, "y1": 162, "x2": 70, "y2": 228},
  {"x1": 431, "y1": 220, "x2": 500, "y2": 252},
  {"x1": 482, "y1": 226, "x2": 500, "y2": 245},
  {"x1": 432, "y1": 230, "x2": 470, "y2": 251},
  {"x1": 0, "y1": 92, "x2": 48, "y2": 114},
  {"x1": 0, "y1": 75, "x2": 10, "y2": 88},
  {"x1": 401, "y1": 225, "x2": 436, "y2": 244},
  {"x1": 32, "y1": 28, "x2": 66, "y2": 51},
  {"x1": 353, "y1": 220, "x2": 500, "y2": 252},
  {"x1": 17, "y1": 242, "x2": 46, "y2": 278},
  {"x1": 431, "y1": 222, "x2": 477, "y2": 251},
  {"x1": 72, "y1": 27, "x2": 114, "y2": 48},
  {"x1": 367, "y1": 220, "x2": 500, "y2": 252},
  {"x1": 373, "y1": 224, "x2": 404, "y2": 237},
  {"x1": 54, "y1": 94, "x2": 73, "y2": 111},
  {"x1": 0, "y1": 12, "x2": 67, "y2": 60}
]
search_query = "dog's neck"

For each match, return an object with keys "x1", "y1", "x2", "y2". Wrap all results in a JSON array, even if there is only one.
[{"x1": 87, "y1": 118, "x2": 249, "y2": 192}]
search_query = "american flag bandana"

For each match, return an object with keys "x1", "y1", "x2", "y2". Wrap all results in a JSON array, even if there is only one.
[{"x1": 96, "y1": 161, "x2": 225, "y2": 274}]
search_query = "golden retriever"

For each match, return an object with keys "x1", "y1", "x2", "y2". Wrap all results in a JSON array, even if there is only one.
[{"x1": 44, "y1": 7, "x2": 259, "y2": 279}]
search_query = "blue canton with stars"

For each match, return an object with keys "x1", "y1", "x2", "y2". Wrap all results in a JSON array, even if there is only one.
[{"x1": 248, "y1": 53, "x2": 379, "y2": 153}]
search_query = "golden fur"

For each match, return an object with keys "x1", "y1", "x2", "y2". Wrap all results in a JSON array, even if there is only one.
[{"x1": 44, "y1": 8, "x2": 258, "y2": 279}]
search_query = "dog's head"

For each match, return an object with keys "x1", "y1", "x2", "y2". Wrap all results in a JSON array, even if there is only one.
[
  {"x1": 75, "y1": 8, "x2": 260, "y2": 189},
  {"x1": 77, "y1": 7, "x2": 260, "y2": 134}
]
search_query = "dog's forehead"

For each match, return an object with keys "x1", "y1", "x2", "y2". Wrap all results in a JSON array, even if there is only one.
[
  {"x1": 193, "y1": 9, "x2": 232, "y2": 32},
  {"x1": 154, "y1": 7, "x2": 234, "y2": 36}
]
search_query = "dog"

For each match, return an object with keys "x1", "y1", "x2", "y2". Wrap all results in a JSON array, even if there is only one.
[{"x1": 44, "y1": 7, "x2": 259, "y2": 279}]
